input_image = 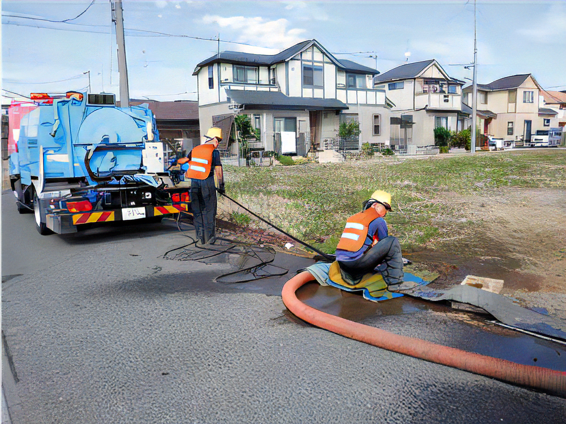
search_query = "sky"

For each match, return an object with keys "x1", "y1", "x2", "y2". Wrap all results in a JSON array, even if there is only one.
[{"x1": 2, "y1": 0, "x2": 565, "y2": 104}]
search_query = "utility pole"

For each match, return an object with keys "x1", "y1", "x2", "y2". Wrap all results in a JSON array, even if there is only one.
[
  {"x1": 83, "y1": 71, "x2": 91, "y2": 93},
  {"x1": 112, "y1": 0, "x2": 130, "y2": 107},
  {"x1": 369, "y1": 54, "x2": 378, "y2": 72},
  {"x1": 471, "y1": 0, "x2": 478, "y2": 154}
]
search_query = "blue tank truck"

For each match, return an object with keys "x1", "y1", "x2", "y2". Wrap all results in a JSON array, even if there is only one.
[{"x1": 9, "y1": 91, "x2": 190, "y2": 235}]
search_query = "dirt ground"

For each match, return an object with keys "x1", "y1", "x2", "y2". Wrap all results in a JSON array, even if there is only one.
[{"x1": 219, "y1": 184, "x2": 566, "y2": 320}]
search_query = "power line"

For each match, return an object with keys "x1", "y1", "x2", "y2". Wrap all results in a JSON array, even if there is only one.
[
  {"x1": 2, "y1": 89, "x2": 32, "y2": 99},
  {"x1": 2, "y1": 0, "x2": 96, "y2": 23},
  {"x1": 2, "y1": 19, "x2": 273, "y2": 49},
  {"x1": 4, "y1": 74, "x2": 86, "y2": 85}
]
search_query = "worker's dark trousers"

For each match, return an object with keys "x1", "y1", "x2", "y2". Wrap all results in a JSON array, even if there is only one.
[
  {"x1": 338, "y1": 236, "x2": 404, "y2": 285},
  {"x1": 190, "y1": 176, "x2": 217, "y2": 244}
]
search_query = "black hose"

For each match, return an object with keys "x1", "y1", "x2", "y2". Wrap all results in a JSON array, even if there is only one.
[{"x1": 221, "y1": 193, "x2": 334, "y2": 262}]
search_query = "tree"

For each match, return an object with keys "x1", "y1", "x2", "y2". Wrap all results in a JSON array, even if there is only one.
[
  {"x1": 433, "y1": 127, "x2": 451, "y2": 147},
  {"x1": 338, "y1": 121, "x2": 360, "y2": 138}
]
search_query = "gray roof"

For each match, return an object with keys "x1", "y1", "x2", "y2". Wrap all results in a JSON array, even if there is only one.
[
  {"x1": 194, "y1": 40, "x2": 378, "y2": 75},
  {"x1": 478, "y1": 110, "x2": 497, "y2": 119},
  {"x1": 225, "y1": 89, "x2": 348, "y2": 111},
  {"x1": 374, "y1": 60, "x2": 435, "y2": 83},
  {"x1": 461, "y1": 103, "x2": 472, "y2": 115},
  {"x1": 467, "y1": 74, "x2": 531, "y2": 92},
  {"x1": 539, "y1": 108, "x2": 558, "y2": 116}
]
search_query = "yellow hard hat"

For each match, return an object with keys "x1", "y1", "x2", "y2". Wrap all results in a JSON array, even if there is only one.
[
  {"x1": 370, "y1": 190, "x2": 392, "y2": 210},
  {"x1": 205, "y1": 127, "x2": 223, "y2": 141}
]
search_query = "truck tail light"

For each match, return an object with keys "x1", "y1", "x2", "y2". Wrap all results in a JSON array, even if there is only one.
[
  {"x1": 67, "y1": 200, "x2": 93, "y2": 213},
  {"x1": 181, "y1": 192, "x2": 190, "y2": 202},
  {"x1": 172, "y1": 193, "x2": 180, "y2": 202}
]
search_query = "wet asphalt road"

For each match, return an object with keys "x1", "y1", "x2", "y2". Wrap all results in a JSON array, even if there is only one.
[{"x1": 2, "y1": 190, "x2": 566, "y2": 423}]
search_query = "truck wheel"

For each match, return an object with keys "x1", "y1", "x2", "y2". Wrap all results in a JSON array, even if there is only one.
[
  {"x1": 34, "y1": 193, "x2": 53, "y2": 236},
  {"x1": 14, "y1": 180, "x2": 33, "y2": 214}
]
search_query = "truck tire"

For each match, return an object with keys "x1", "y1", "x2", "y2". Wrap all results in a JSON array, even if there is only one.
[
  {"x1": 14, "y1": 180, "x2": 33, "y2": 214},
  {"x1": 34, "y1": 193, "x2": 53, "y2": 236}
]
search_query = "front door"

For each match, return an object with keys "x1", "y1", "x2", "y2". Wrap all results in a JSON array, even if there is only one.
[
  {"x1": 309, "y1": 111, "x2": 320, "y2": 152},
  {"x1": 524, "y1": 120, "x2": 532, "y2": 142},
  {"x1": 274, "y1": 117, "x2": 297, "y2": 155}
]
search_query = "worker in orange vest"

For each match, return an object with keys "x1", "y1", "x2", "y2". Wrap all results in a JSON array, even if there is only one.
[
  {"x1": 335, "y1": 190, "x2": 404, "y2": 287},
  {"x1": 179, "y1": 127, "x2": 225, "y2": 244}
]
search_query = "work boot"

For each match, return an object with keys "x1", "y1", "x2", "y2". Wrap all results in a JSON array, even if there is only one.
[{"x1": 206, "y1": 236, "x2": 217, "y2": 245}]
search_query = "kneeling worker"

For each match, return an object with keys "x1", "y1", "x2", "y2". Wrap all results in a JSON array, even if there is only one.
[
  {"x1": 179, "y1": 127, "x2": 225, "y2": 245},
  {"x1": 335, "y1": 190, "x2": 404, "y2": 287}
]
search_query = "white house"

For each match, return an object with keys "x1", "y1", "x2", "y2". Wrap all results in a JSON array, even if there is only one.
[
  {"x1": 462, "y1": 74, "x2": 556, "y2": 143},
  {"x1": 193, "y1": 39, "x2": 393, "y2": 156},
  {"x1": 373, "y1": 59, "x2": 466, "y2": 149}
]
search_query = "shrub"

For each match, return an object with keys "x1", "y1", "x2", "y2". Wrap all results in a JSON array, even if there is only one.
[
  {"x1": 439, "y1": 146, "x2": 450, "y2": 154},
  {"x1": 231, "y1": 211, "x2": 251, "y2": 226},
  {"x1": 338, "y1": 121, "x2": 360, "y2": 138},
  {"x1": 276, "y1": 154, "x2": 295, "y2": 166},
  {"x1": 382, "y1": 148, "x2": 395, "y2": 156},
  {"x1": 361, "y1": 142, "x2": 374, "y2": 157},
  {"x1": 451, "y1": 128, "x2": 471, "y2": 150},
  {"x1": 434, "y1": 127, "x2": 452, "y2": 147}
]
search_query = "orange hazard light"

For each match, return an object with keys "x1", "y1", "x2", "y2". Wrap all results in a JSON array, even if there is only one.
[
  {"x1": 30, "y1": 93, "x2": 51, "y2": 100},
  {"x1": 66, "y1": 91, "x2": 84, "y2": 101},
  {"x1": 67, "y1": 200, "x2": 93, "y2": 213}
]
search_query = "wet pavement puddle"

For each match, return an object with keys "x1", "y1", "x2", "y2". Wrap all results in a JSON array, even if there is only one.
[{"x1": 296, "y1": 281, "x2": 566, "y2": 372}]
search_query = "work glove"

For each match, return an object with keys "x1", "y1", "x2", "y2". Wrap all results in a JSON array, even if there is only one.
[{"x1": 217, "y1": 185, "x2": 226, "y2": 196}]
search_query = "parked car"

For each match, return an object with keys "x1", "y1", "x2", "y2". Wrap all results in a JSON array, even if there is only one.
[{"x1": 488, "y1": 135, "x2": 504, "y2": 150}]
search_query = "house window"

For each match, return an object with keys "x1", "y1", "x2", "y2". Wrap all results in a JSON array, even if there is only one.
[
  {"x1": 234, "y1": 65, "x2": 258, "y2": 84},
  {"x1": 254, "y1": 115, "x2": 261, "y2": 130},
  {"x1": 479, "y1": 91, "x2": 487, "y2": 104},
  {"x1": 303, "y1": 65, "x2": 323, "y2": 88},
  {"x1": 269, "y1": 68, "x2": 276, "y2": 85},
  {"x1": 373, "y1": 114, "x2": 381, "y2": 136},
  {"x1": 523, "y1": 91, "x2": 534, "y2": 103},
  {"x1": 508, "y1": 90, "x2": 517, "y2": 103},
  {"x1": 543, "y1": 119, "x2": 550, "y2": 127},
  {"x1": 448, "y1": 85, "x2": 457, "y2": 94},
  {"x1": 435, "y1": 116, "x2": 449, "y2": 129},
  {"x1": 388, "y1": 82, "x2": 404, "y2": 90},
  {"x1": 347, "y1": 74, "x2": 366, "y2": 89},
  {"x1": 208, "y1": 66, "x2": 214, "y2": 89},
  {"x1": 507, "y1": 122, "x2": 514, "y2": 135},
  {"x1": 423, "y1": 79, "x2": 440, "y2": 93}
]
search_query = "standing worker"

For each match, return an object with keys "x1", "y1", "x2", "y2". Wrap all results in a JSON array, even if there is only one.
[
  {"x1": 335, "y1": 190, "x2": 404, "y2": 287},
  {"x1": 178, "y1": 127, "x2": 225, "y2": 245}
]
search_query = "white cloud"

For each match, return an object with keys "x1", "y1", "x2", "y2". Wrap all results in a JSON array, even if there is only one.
[
  {"x1": 154, "y1": 1, "x2": 168, "y2": 9},
  {"x1": 201, "y1": 15, "x2": 307, "y2": 51},
  {"x1": 284, "y1": 1, "x2": 307, "y2": 10},
  {"x1": 517, "y1": 3, "x2": 566, "y2": 42}
]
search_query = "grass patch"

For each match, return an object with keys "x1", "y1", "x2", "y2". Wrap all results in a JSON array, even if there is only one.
[{"x1": 224, "y1": 150, "x2": 566, "y2": 252}]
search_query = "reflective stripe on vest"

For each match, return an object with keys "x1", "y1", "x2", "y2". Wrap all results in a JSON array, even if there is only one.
[
  {"x1": 336, "y1": 207, "x2": 380, "y2": 252},
  {"x1": 187, "y1": 144, "x2": 215, "y2": 180}
]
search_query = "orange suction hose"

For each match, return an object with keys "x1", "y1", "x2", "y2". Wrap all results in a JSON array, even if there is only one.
[{"x1": 282, "y1": 271, "x2": 566, "y2": 398}]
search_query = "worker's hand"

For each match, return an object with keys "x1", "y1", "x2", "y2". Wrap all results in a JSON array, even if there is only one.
[{"x1": 217, "y1": 185, "x2": 226, "y2": 196}]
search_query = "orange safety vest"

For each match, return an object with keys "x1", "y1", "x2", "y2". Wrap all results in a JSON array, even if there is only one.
[
  {"x1": 186, "y1": 144, "x2": 215, "y2": 180},
  {"x1": 336, "y1": 207, "x2": 381, "y2": 252}
]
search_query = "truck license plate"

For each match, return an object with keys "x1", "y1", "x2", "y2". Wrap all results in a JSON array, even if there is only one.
[{"x1": 122, "y1": 207, "x2": 146, "y2": 220}]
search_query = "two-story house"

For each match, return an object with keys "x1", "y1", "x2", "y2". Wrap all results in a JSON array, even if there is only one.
[
  {"x1": 541, "y1": 90, "x2": 566, "y2": 129},
  {"x1": 462, "y1": 74, "x2": 551, "y2": 143},
  {"x1": 193, "y1": 39, "x2": 392, "y2": 156},
  {"x1": 373, "y1": 59, "x2": 465, "y2": 149}
]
